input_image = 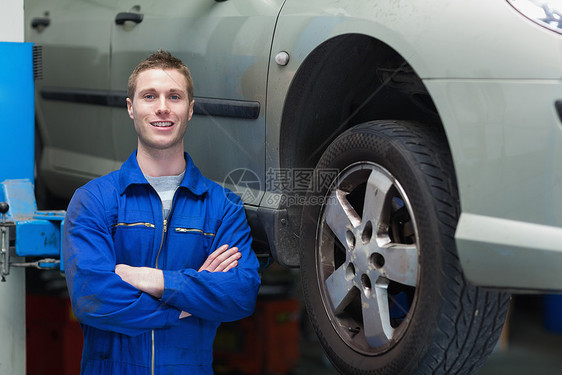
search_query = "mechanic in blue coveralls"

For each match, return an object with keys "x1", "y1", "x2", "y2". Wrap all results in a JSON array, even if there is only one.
[{"x1": 63, "y1": 50, "x2": 261, "y2": 374}]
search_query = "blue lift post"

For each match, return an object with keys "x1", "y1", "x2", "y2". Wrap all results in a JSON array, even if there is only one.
[{"x1": 0, "y1": 42, "x2": 65, "y2": 281}]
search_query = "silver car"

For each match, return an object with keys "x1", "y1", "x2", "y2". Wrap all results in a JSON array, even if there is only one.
[{"x1": 26, "y1": 0, "x2": 562, "y2": 373}]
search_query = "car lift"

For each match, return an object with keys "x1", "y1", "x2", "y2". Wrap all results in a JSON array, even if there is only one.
[{"x1": 0, "y1": 33, "x2": 65, "y2": 372}]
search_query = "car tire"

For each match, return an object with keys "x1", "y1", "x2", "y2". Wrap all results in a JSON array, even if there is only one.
[{"x1": 299, "y1": 120, "x2": 510, "y2": 374}]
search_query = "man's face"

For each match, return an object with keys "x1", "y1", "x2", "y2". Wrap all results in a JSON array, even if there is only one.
[{"x1": 127, "y1": 68, "x2": 194, "y2": 153}]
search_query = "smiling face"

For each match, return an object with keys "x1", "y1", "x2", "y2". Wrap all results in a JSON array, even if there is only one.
[{"x1": 127, "y1": 68, "x2": 194, "y2": 155}]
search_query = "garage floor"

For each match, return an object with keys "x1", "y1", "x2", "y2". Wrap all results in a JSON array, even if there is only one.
[{"x1": 293, "y1": 295, "x2": 562, "y2": 375}]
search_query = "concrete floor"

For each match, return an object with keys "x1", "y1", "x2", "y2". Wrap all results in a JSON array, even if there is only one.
[{"x1": 293, "y1": 295, "x2": 562, "y2": 375}]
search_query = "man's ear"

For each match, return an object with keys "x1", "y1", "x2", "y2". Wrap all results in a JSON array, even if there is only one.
[
  {"x1": 187, "y1": 99, "x2": 195, "y2": 121},
  {"x1": 126, "y1": 98, "x2": 134, "y2": 119}
]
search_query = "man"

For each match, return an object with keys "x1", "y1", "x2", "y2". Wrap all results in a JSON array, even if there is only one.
[{"x1": 63, "y1": 50, "x2": 261, "y2": 374}]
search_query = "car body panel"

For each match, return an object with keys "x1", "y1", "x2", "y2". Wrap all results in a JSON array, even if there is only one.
[
  {"x1": 456, "y1": 213, "x2": 562, "y2": 290},
  {"x1": 25, "y1": 0, "x2": 119, "y2": 194},
  {"x1": 427, "y1": 78, "x2": 562, "y2": 288}
]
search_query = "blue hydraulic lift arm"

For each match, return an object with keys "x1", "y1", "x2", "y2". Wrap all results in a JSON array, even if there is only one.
[{"x1": 0, "y1": 42, "x2": 65, "y2": 280}]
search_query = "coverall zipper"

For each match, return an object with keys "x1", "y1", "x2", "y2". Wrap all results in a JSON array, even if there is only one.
[
  {"x1": 151, "y1": 187, "x2": 178, "y2": 375},
  {"x1": 113, "y1": 222, "x2": 155, "y2": 228},
  {"x1": 175, "y1": 227, "x2": 215, "y2": 236}
]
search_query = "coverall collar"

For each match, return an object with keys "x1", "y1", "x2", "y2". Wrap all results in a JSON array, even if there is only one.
[{"x1": 118, "y1": 151, "x2": 209, "y2": 196}]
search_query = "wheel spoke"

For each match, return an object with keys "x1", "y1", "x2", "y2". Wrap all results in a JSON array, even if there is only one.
[
  {"x1": 362, "y1": 169, "x2": 394, "y2": 225},
  {"x1": 378, "y1": 244, "x2": 418, "y2": 287},
  {"x1": 325, "y1": 264, "x2": 356, "y2": 314},
  {"x1": 325, "y1": 189, "x2": 362, "y2": 248},
  {"x1": 361, "y1": 277, "x2": 394, "y2": 347}
]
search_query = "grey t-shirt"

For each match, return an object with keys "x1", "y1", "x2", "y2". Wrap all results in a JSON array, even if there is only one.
[{"x1": 144, "y1": 171, "x2": 185, "y2": 218}]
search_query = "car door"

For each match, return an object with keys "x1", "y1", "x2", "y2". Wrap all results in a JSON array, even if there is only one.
[
  {"x1": 110, "y1": 0, "x2": 285, "y2": 205},
  {"x1": 25, "y1": 0, "x2": 119, "y2": 198}
]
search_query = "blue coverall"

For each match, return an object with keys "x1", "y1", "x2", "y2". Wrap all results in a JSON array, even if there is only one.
[{"x1": 63, "y1": 151, "x2": 261, "y2": 374}]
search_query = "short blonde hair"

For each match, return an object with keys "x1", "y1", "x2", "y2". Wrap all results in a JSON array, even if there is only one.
[{"x1": 127, "y1": 49, "x2": 194, "y2": 102}]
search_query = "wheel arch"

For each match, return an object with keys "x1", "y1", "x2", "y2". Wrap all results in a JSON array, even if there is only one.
[
  {"x1": 279, "y1": 33, "x2": 445, "y2": 173},
  {"x1": 273, "y1": 33, "x2": 454, "y2": 267}
]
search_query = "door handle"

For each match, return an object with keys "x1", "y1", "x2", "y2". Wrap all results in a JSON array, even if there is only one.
[
  {"x1": 31, "y1": 17, "x2": 50, "y2": 29},
  {"x1": 115, "y1": 12, "x2": 144, "y2": 25}
]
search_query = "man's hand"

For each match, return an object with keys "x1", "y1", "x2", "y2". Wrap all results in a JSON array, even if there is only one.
[
  {"x1": 198, "y1": 244, "x2": 241, "y2": 272},
  {"x1": 115, "y1": 264, "x2": 164, "y2": 299}
]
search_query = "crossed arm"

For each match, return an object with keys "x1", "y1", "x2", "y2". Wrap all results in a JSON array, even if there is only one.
[{"x1": 115, "y1": 244, "x2": 241, "y2": 318}]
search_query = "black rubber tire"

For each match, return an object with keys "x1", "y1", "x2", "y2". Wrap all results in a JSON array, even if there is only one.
[{"x1": 299, "y1": 120, "x2": 510, "y2": 374}]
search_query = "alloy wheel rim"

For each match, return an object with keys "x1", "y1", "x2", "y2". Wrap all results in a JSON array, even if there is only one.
[{"x1": 316, "y1": 162, "x2": 420, "y2": 355}]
